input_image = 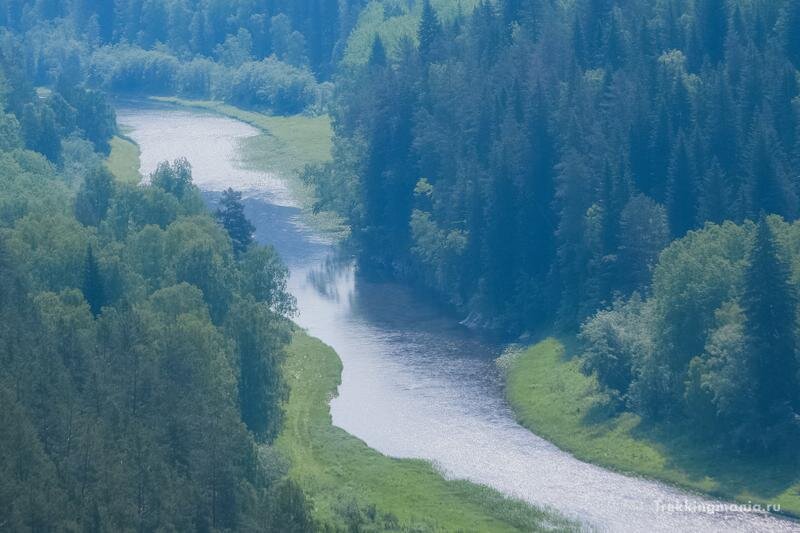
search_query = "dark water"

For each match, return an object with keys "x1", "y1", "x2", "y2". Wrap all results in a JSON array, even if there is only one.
[{"x1": 117, "y1": 104, "x2": 798, "y2": 533}]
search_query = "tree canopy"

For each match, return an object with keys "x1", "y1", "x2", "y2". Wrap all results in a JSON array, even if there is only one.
[{"x1": 0, "y1": 57, "x2": 311, "y2": 530}]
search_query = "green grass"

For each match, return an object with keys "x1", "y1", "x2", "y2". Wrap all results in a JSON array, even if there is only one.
[
  {"x1": 105, "y1": 135, "x2": 141, "y2": 184},
  {"x1": 276, "y1": 330, "x2": 577, "y2": 532},
  {"x1": 151, "y1": 97, "x2": 332, "y2": 172},
  {"x1": 504, "y1": 338, "x2": 800, "y2": 518}
]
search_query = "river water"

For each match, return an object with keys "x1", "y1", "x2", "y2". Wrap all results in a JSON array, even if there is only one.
[{"x1": 117, "y1": 103, "x2": 798, "y2": 533}]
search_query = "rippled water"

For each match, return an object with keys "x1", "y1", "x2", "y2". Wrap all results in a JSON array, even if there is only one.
[{"x1": 118, "y1": 103, "x2": 799, "y2": 533}]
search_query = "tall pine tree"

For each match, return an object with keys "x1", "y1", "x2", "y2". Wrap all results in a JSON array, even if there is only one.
[
  {"x1": 418, "y1": 0, "x2": 441, "y2": 64},
  {"x1": 780, "y1": 0, "x2": 800, "y2": 68},
  {"x1": 215, "y1": 188, "x2": 255, "y2": 257},
  {"x1": 696, "y1": 0, "x2": 728, "y2": 64},
  {"x1": 368, "y1": 34, "x2": 387, "y2": 68},
  {"x1": 82, "y1": 245, "x2": 105, "y2": 317},
  {"x1": 742, "y1": 218, "x2": 800, "y2": 434},
  {"x1": 666, "y1": 133, "x2": 695, "y2": 237}
]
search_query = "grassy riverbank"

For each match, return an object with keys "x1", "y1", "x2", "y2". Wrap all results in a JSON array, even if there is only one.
[
  {"x1": 151, "y1": 97, "x2": 345, "y2": 236},
  {"x1": 105, "y1": 135, "x2": 141, "y2": 184},
  {"x1": 277, "y1": 330, "x2": 576, "y2": 532},
  {"x1": 150, "y1": 97, "x2": 332, "y2": 173},
  {"x1": 504, "y1": 339, "x2": 800, "y2": 518}
]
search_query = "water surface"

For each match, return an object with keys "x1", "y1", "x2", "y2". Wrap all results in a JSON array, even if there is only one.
[{"x1": 117, "y1": 103, "x2": 798, "y2": 533}]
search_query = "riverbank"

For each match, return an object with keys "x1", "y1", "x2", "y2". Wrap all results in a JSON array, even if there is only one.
[
  {"x1": 151, "y1": 97, "x2": 346, "y2": 237},
  {"x1": 150, "y1": 97, "x2": 332, "y2": 172},
  {"x1": 111, "y1": 100, "x2": 573, "y2": 531},
  {"x1": 277, "y1": 330, "x2": 577, "y2": 532},
  {"x1": 105, "y1": 135, "x2": 141, "y2": 184},
  {"x1": 503, "y1": 338, "x2": 800, "y2": 518}
]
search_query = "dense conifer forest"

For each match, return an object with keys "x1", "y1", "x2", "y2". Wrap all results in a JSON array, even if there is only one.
[
  {"x1": 318, "y1": 0, "x2": 800, "y2": 329},
  {"x1": 305, "y1": 0, "x2": 800, "y2": 452}
]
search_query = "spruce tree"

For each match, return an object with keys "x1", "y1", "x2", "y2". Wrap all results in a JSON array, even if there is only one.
[
  {"x1": 82, "y1": 245, "x2": 105, "y2": 318},
  {"x1": 216, "y1": 188, "x2": 255, "y2": 257},
  {"x1": 696, "y1": 158, "x2": 729, "y2": 225},
  {"x1": 368, "y1": 34, "x2": 387, "y2": 68},
  {"x1": 745, "y1": 120, "x2": 797, "y2": 220},
  {"x1": 780, "y1": 1, "x2": 800, "y2": 68},
  {"x1": 742, "y1": 218, "x2": 800, "y2": 430},
  {"x1": 571, "y1": 16, "x2": 587, "y2": 68},
  {"x1": 666, "y1": 133, "x2": 695, "y2": 237},
  {"x1": 418, "y1": 0, "x2": 441, "y2": 64},
  {"x1": 696, "y1": 0, "x2": 728, "y2": 64},
  {"x1": 603, "y1": 11, "x2": 625, "y2": 70}
]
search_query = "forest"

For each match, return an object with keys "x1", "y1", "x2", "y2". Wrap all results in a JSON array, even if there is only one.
[
  {"x1": 0, "y1": 32, "x2": 315, "y2": 532},
  {"x1": 0, "y1": 0, "x2": 359, "y2": 112},
  {"x1": 305, "y1": 0, "x2": 800, "y2": 453},
  {"x1": 2, "y1": 0, "x2": 800, "y2": 530}
]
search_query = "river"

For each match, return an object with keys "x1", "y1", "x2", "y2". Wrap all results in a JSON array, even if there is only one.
[{"x1": 117, "y1": 102, "x2": 798, "y2": 533}]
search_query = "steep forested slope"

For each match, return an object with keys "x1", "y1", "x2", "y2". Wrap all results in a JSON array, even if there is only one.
[
  {"x1": 301, "y1": 0, "x2": 800, "y2": 456},
  {"x1": 312, "y1": 0, "x2": 800, "y2": 333}
]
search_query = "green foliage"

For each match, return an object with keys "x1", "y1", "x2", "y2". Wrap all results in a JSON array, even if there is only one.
[
  {"x1": 617, "y1": 194, "x2": 670, "y2": 292},
  {"x1": 216, "y1": 188, "x2": 255, "y2": 257},
  {"x1": 4, "y1": 0, "x2": 353, "y2": 113},
  {"x1": 150, "y1": 157, "x2": 193, "y2": 199},
  {"x1": 0, "y1": 64, "x2": 305, "y2": 528},
  {"x1": 82, "y1": 245, "x2": 105, "y2": 316},
  {"x1": 106, "y1": 182, "x2": 182, "y2": 238},
  {"x1": 0, "y1": 149, "x2": 67, "y2": 226},
  {"x1": 418, "y1": 0, "x2": 442, "y2": 64},
  {"x1": 8, "y1": 71, "x2": 116, "y2": 164},
  {"x1": 780, "y1": 1, "x2": 800, "y2": 68},
  {"x1": 221, "y1": 58, "x2": 319, "y2": 114},
  {"x1": 20, "y1": 101, "x2": 62, "y2": 163},
  {"x1": 239, "y1": 245, "x2": 296, "y2": 317},
  {"x1": 368, "y1": 34, "x2": 387, "y2": 68},
  {"x1": 579, "y1": 294, "x2": 653, "y2": 401},
  {"x1": 0, "y1": 111, "x2": 21, "y2": 151},
  {"x1": 58, "y1": 83, "x2": 117, "y2": 154},
  {"x1": 74, "y1": 164, "x2": 114, "y2": 226},
  {"x1": 740, "y1": 218, "x2": 800, "y2": 447},
  {"x1": 90, "y1": 45, "x2": 181, "y2": 93},
  {"x1": 320, "y1": 0, "x2": 800, "y2": 336},
  {"x1": 685, "y1": 302, "x2": 753, "y2": 436},
  {"x1": 226, "y1": 299, "x2": 290, "y2": 443},
  {"x1": 343, "y1": 0, "x2": 479, "y2": 65},
  {"x1": 580, "y1": 217, "x2": 800, "y2": 452}
]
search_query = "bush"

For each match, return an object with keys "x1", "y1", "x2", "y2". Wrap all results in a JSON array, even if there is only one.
[
  {"x1": 221, "y1": 58, "x2": 318, "y2": 114},
  {"x1": 579, "y1": 293, "x2": 654, "y2": 401}
]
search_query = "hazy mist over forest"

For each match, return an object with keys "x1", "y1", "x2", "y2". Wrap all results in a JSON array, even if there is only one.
[{"x1": 2, "y1": 1, "x2": 800, "y2": 531}]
